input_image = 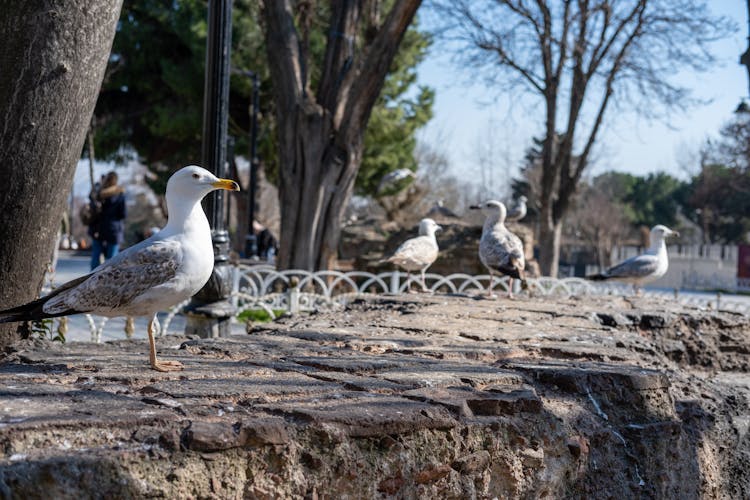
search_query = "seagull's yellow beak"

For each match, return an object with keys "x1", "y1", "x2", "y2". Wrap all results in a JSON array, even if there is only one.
[{"x1": 212, "y1": 178, "x2": 240, "y2": 191}]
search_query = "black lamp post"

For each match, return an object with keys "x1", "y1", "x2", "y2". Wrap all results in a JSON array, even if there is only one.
[
  {"x1": 233, "y1": 69, "x2": 260, "y2": 258},
  {"x1": 184, "y1": 0, "x2": 235, "y2": 338}
]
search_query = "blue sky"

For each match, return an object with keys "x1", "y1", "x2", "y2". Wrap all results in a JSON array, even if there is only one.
[{"x1": 416, "y1": 0, "x2": 748, "y2": 186}]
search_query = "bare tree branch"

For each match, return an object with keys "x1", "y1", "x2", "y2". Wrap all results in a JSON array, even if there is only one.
[
  {"x1": 341, "y1": 0, "x2": 422, "y2": 133},
  {"x1": 432, "y1": 0, "x2": 736, "y2": 275},
  {"x1": 317, "y1": 1, "x2": 362, "y2": 113},
  {"x1": 261, "y1": 0, "x2": 305, "y2": 113}
]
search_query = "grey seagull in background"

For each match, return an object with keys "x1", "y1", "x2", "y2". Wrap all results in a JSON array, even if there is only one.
[
  {"x1": 383, "y1": 218, "x2": 441, "y2": 292},
  {"x1": 471, "y1": 200, "x2": 527, "y2": 298},
  {"x1": 0, "y1": 166, "x2": 240, "y2": 372},
  {"x1": 506, "y1": 195, "x2": 528, "y2": 222},
  {"x1": 587, "y1": 224, "x2": 679, "y2": 294}
]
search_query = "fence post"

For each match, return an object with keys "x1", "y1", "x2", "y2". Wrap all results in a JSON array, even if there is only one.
[
  {"x1": 390, "y1": 271, "x2": 400, "y2": 294},
  {"x1": 288, "y1": 276, "x2": 300, "y2": 315},
  {"x1": 231, "y1": 265, "x2": 240, "y2": 310}
]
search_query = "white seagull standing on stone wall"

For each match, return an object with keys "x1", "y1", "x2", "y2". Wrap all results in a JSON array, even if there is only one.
[
  {"x1": 383, "y1": 218, "x2": 441, "y2": 292},
  {"x1": 0, "y1": 166, "x2": 240, "y2": 372},
  {"x1": 586, "y1": 224, "x2": 679, "y2": 295},
  {"x1": 470, "y1": 200, "x2": 527, "y2": 298}
]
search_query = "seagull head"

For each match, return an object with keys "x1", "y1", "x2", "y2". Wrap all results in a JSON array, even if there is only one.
[
  {"x1": 517, "y1": 195, "x2": 528, "y2": 204},
  {"x1": 469, "y1": 200, "x2": 507, "y2": 221},
  {"x1": 650, "y1": 224, "x2": 679, "y2": 246},
  {"x1": 418, "y1": 218, "x2": 442, "y2": 236},
  {"x1": 166, "y1": 165, "x2": 240, "y2": 201}
]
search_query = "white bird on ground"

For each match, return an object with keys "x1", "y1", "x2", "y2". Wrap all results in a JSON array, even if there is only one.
[
  {"x1": 506, "y1": 195, "x2": 528, "y2": 222},
  {"x1": 586, "y1": 224, "x2": 679, "y2": 294},
  {"x1": 470, "y1": 200, "x2": 527, "y2": 298},
  {"x1": 383, "y1": 218, "x2": 441, "y2": 292},
  {"x1": 0, "y1": 166, "x2": 240, "y2": 372}
]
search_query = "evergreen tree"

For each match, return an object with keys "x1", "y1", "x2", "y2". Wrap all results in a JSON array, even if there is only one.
[{"x1": 92, "y1": 1, "x2": 433, "y2": 205}]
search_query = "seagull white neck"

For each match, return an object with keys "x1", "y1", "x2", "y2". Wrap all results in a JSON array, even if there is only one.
[
  {"x1": 647, "y1": 237, "x2": 666, "y2": 255},
  {"x1": 484, "y1": 216, "x2": 505, "y2": 232},
  {"x1": 163, "y1": 200, "x2": 210, "y2": 236}
]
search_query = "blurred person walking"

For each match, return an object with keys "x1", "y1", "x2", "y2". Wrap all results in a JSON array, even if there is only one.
[{"x1": 88, "y1": 171, "x2": 126, "y2": 270}]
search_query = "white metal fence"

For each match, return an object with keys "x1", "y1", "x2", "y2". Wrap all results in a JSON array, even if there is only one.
[{"x1": 44, "y1": 265, "x2": 750, "y2": 343}]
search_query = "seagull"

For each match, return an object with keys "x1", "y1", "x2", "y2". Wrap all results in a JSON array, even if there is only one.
[
  {"x1": 383, "y1": 218, "x2": 441, "y2": 292},
  {"x1": 506, "y1": 195, "x2": 528, "y2": 222},
  {"x1": 377, "y1": 168, "x2": 416, "y2": 194},
  {"x1": 586, "y1": 224, "x2": 679, "y2": 294},
  {"x1": 0, "y1": 166, "x2": 240, "y2": 372},
  {"x1": 470, "y1": 200, "x2": 527, "y2": 298}
]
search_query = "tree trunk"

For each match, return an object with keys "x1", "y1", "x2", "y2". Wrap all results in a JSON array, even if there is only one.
[
  {"x1": 538, "y1": 200, "x2": 562, "y2": 277},
  {"x1": 263, "y1": 0, "x2": 421, "y2": 271},
  {"x1": 0, "y1": 0, "x2": 123, "y2": 346},
  {"x1": 276, "y1": 105, "x2": 360, "y2": 271}
]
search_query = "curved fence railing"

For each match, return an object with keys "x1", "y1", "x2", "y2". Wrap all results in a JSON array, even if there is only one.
[{"x1": 41, "y1": 265, "x2": 750, "y2": 342}]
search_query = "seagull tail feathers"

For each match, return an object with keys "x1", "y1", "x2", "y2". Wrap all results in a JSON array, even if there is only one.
[
  {"x1": 512, "y1": 261, "x2": 529, "y2": 290},
  {"x1": 0, "y1": 275, "x2": 90, "y2": 323},
  {"x1": 506, "y1": 257, "x2": 525, "y2": 282},
  {"x1": 0, "y1": 296, "x2": 54, "y2": 323}
]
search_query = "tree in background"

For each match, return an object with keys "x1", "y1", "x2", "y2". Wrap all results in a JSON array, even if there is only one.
[
  {"x1": 434, "y1": 0, "x2": 734, "y2": 276},
  {"x1": 626, "y1": 172, "x2": 684, "y2": 229},
  {"x1": 92, "y1": 0, "x2": 268, "y2": 193},
  {"x1": 0, "y1": 1, "x2": 122, "y2": 346},
  {"x1": 93, "y1": 1, "x2": 432, "y2": 266},
  {"x1": 262, "y1": 0, "x2": 425, "y2": 270},
  {"x1": 356, "y1": 28, "x2": 434, "y2": 197},
  {"x1": 372, "y1": 140, "x2": 470, "y2": 226},
  {"x1": 566, "y1": 182, "x2": 631, "y2": 268}
]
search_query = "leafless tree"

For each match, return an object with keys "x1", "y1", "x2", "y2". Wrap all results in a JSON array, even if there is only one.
[
  {"x1": 433, "y1": 0, "x2": 734, "y2": 276},
  {"x1": 0, "y1": 1, "x2": 122, "y2": 346},
  {"x1": 261, "y1": 0, "x2": 422, "y2": 270},
  {"x1": 473, "y1": 119, "x2": 514, "y2": 201},
  {"x1": 569, "y1": 183, "x2": 631, "y2": 268},
  {"x1": 374, "y1": 140, "x2": 468, "y2": 225}
]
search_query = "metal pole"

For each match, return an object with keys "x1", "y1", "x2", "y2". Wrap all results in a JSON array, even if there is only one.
[
  {"x1": 226, "y1": 136, "x2": 235, "y2": 229},
  {"x1": 245, "y1": 71, "x2": 260, "y2": 258},
  {"x1": 185, "y1": 0, "x2": 235, "y2": 338}
]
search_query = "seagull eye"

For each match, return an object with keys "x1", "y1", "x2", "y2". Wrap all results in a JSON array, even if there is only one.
[{"x1": 192, "y1": 173, "x2": 200, "y2": 180}]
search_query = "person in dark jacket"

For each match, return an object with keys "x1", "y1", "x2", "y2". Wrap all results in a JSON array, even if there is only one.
[
  {"x1": 88, "y1": 171, "x2": 127, "y2": 270},
  {"x1": 253, "y1": 220, "x2": 278, "y2": 262}
]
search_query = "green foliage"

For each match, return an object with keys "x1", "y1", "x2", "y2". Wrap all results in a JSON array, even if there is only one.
[
  {"x1": 29, "y1": 318, "x2": 65, "y2": 343},
  {"x1": 94, "y1": 0, "x2": 271, "y2": 191},
  {"x1": 683, "y1": 163, "x2": 750, "y2": 243},
  {"x1": 237, "y1": 308, "x2": 285, "y2": 323},
  {"x1": 357, "y1": 27, "x2": 435, "y2": 196},
  {"x1": 93, "y1": 1, "x2": 433, "y2": 200},
  {"x1": 622, "y1": 173, "x2": 684, "y2": 228}
]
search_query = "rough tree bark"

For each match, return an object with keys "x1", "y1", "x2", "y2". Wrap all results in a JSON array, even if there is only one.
[
  {"x1": 262, "y1": 0, "x2": 422, "y2": 270},
  {"x1": 0, "y1": 0, "x2": 123, "y2": 346}
]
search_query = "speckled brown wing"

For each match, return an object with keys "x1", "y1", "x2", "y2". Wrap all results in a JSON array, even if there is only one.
[
  {"x1": 479, "y1": 226, "x2": 525, "y2": 278},
  {"x1": 387, "y1": 236, "x2": 439, "y2": 271},
  {"x1": 42, "y1": 240, "x2": 182, "y2": 316}
]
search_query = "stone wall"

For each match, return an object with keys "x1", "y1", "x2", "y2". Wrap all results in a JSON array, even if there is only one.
[{"x1": 0, "y1": 294, "x2": 747, "y2": 497}]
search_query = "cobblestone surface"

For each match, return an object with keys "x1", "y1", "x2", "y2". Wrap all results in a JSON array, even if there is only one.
[{"x1": 0, "y1": 294, "x2": 747, "y2": 498}]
